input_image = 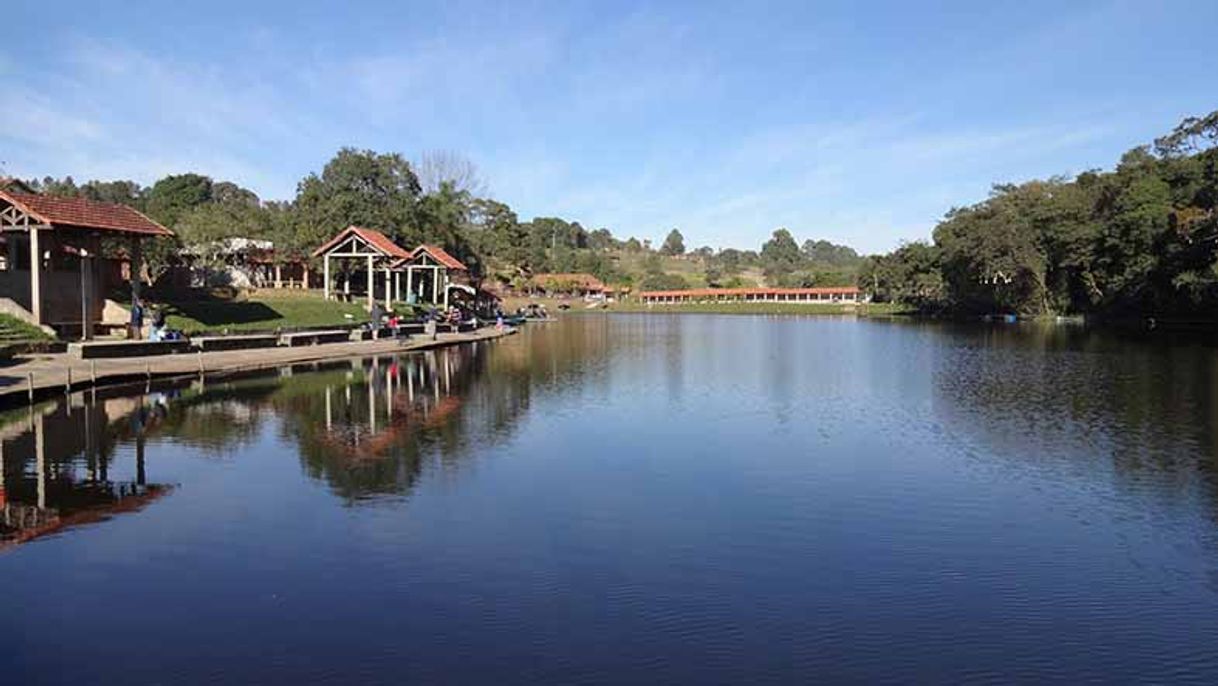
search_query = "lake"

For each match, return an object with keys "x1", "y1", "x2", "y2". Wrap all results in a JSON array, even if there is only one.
[{"x1": 3, "y1": 314, "x2": 1218, "y2": 684}]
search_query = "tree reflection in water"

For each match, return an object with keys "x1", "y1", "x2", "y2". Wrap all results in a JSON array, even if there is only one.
[{"x1": 0, "y1": 323, "x2": 611, "y2": 546}]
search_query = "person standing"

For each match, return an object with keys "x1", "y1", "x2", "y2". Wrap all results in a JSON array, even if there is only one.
[{"x1": 129, "y1": 297, "x2": 144, "y2": 340}]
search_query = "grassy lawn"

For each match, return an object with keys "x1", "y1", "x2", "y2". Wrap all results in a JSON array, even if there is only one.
[
  {"x1": 0, "y1": 313, "x2": 54, "y2": 342},
  {"x1": 148, "y1": 291, "x2": 370, "y2": 334},
  {"x1": 598, "y1": 300, "x2": 914, "y2": 316}
]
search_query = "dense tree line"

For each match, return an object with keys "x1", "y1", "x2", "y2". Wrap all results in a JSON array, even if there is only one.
[
  {"x1": 862, "y1": 111, "x2": 1218, "y2": 319},
  {"x1": 25, "y1": 147, "x2": 862, "y2": 292}
]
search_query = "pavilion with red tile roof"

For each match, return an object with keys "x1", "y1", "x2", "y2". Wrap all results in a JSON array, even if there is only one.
[
  {"x1": 0, "y1": 186, "x2": 173, "y2": 334},
  {"x1": 311, "y1": 225, "x2": 471, "y2": 310},
  {"x1": 310, "y1": 225, "x2": 412, "y2": 311},
  {"x1": 388, "y1": 243, "x2": 470, "y2": 309}
]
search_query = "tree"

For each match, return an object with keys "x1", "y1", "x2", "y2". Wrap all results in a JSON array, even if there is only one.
[
  {"x1": 414, "y1": 150, "x2": 485, "y2": 196},
  {"x1": 145, "y1": 173, "x2": 213, "y2": 227},
  {"x1": 760, "y1": 228, "x2": 803, "y2": 283},
  {"x1": 802, "y1": 239, "x2": 861, "y2": 268},
  {"x1": 661, "y1": 228, "x2": 685, "y2": 256},
  {"x1": 293, "y1": 148, "x2": 421, "y2": 250},
  {"x1": 640, "y1": 272, "x2": 690, "y2": 290},
  {"x1": 588, "y1": 228, "x2": 616, "y2": 251}
]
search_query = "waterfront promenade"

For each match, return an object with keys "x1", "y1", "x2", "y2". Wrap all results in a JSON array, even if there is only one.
[{"x1": 0, "y1": 326, "x2": 515, "y2": 407}]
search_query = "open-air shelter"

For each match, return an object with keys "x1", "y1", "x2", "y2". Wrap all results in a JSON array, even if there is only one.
[
  {"x1": 312, "y1": 226, "x2": 411, "y2": 311},
  {"x1": 389, "y1": 244, "x2": 469, "y2": 309},
  {"x1": 0, "y1": 186, "x2": 173, "y2": 337}
]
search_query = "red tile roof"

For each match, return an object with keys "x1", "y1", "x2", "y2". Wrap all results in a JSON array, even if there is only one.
[
  {"x1": 640, "y1": 286, "x2": 860, "y2": 298},
  {"x1": 311, "y1": 225, "x2": 411, "y2": 259},
  {"x1": 0, "y1": 189, "x2": 172, "y2": 236},
  {"x1": 412, "y1": 244, "x2": 468, "y2": 271}
]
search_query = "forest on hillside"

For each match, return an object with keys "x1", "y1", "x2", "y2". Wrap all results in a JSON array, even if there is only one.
[
  {"x1": 20, "y1": 150, "x2": 859, "y2": 292},
  {"x1": 26, "y1": 110, "x2": 1215, "y2": 315},
  {"x1": 863, "y1": 111, "x2": 1218, "y2": 319}
]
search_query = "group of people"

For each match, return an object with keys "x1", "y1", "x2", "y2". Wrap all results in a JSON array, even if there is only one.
[
  {"x1": 367, "y1": 303, "x2": 476, "y2": 341},
  {"x1": 129, "y1": 297, "x2": 187, "y2": 342}
]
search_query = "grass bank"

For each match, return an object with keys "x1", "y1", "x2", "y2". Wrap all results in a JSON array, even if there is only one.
[
  {"x1": 0, "y1": 314, "x2": 54, "y2": 342},
  {"x1": 148, "y1": 290, "x2": 369, "y2": 334},
  {"x1": 502, "y1": 296, "x2": 912, "y2": 317}
]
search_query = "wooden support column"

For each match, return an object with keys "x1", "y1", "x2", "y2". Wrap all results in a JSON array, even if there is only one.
[
  {"x1": 323, "y1": 255, "x2": 331, "y2": 300},
  {"x1": 432, "y1": 266, "x2": 439, "y2": 304},
  {"x1": 394, "y1": 272, "x2": 401, "y2": 303},
  {"x1": 129, "y1": 237, "x2": 143, "y2": 303},
  {"x1": 29, "y1": 228, "x2": 42, "y2": 324},
  {"x1": 406, "y1": 268, "x2": 414, "y2": 303},
  {"x1": 274, "y1": 264, "x2": 282, "y2": 288},
  {"x1": 384, "y1": 267, "x2": 392, "y2": 309},
  {"x1": 365, "y1": 255, "x2": 374, "y2": 311}
]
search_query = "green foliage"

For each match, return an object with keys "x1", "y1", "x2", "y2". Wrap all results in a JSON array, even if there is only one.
[
  {"x1": 761, "y1": 228, "x2": 802, "y2": 278},
  {"x1": 0, "y1": 313, "x2": 53, "y2": 342},
  {"x1": 146, "y1": 173, "x2": 214, "y2": 227},
  {"x1": 293, "y1": 147, "x2": 421, "y2": 249},
  {"x1": 639, "y1": 272, "x2": 690, "y2": 291},
  {"x1": 661, "y1": 228, "x2": 686, "y2": 255},
  {"x1": 868, "y1": 109, "x2": 1218, "y2": 318},
  {"x1": 802, "y1": 239, "x2": 861, "y2": 268}
]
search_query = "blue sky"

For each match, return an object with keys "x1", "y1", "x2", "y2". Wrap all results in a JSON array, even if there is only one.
[{"x1": 2, "y1": 0, "x2": 1216, "y2": 253}]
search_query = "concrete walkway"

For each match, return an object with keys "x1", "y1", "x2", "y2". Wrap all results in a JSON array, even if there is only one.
[{"x1": 0, "y1": 327, "x2": 516, "y2": 406}]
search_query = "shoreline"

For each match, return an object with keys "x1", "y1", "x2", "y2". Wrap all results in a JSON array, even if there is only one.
[{"x1": 0, "y1": 326, "x2": 517, "y2": 410}]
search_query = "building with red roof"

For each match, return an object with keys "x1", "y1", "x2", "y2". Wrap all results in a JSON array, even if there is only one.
[
  {"x1": 638, "y1": 286, "x2": 865, "y2": 305},
  {"x1": 0, "y1": 187, "x2": 173, "y2": 334},
  {"x1": 311, "y1": 225, "x2": 472, "y2": 310}
]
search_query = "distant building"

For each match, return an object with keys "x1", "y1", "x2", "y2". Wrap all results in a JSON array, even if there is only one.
[{"x1": 638, "y1": 286, "x2": 865, "y2": 305}]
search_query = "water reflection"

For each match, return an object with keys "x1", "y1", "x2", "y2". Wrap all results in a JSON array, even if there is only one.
[
  {"x1": 0, "y1": 394, "x2": 171, "y2": 549},
  {"x1": 0, "y1": 329, "x2": 605, "y2": 544},
  {"x1": 6, "y1": 317, "x2": 1218, "y2": 683}
]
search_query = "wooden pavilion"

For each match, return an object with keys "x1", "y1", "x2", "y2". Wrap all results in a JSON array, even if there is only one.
[
  {"x1": 312, "y1": 226, "x2": 411, "y2": 311},
  {"x1": 0, "y1": 186, "x2": 173, "y2": 336},
  {"x1": 389, "y1": 244, "x2": 469, "y2": 309},
  {"x1": 312, "y1": 227, "x2": 470, "y2": 310}
]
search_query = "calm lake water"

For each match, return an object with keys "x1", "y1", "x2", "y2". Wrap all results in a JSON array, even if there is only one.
[{"x1": 4, "y1": 315, "x2": 1218, "y2": 684}]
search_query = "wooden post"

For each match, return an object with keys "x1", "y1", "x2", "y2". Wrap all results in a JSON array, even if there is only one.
[
  {"x1": 274, "y1": 263, "x2": 282, "y2": 288},
  {"x1": 432, "y1": 266, "x2": 439, "y2": 304},
  {"x1": 129, "y1": 237, "x2": 143, "y2": 303},
  {"x1": 29, "y1": 227, "x2": 42, "y2": 324},
  {"x1": 365, "y1": 255, "x2": 374, "y2": 311},
  {"x1": 80, "y1": 250, "x2": 92, "y2": 341},
  {"x1": 384, "y1": 267, "x2": 391, "y2": 309},
  {"x1": 323, "y1": 255, "x2": 331, "y2": 300},
  {"x1": 406, "y1": 267, "x2": 414, "y2": 304}
]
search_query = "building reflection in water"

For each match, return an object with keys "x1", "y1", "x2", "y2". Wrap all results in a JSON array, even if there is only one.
[
  {"x1": 0, "y1": 391, "x2": 172, "y2": 550},
  {"x1": 0, "y1": 323, "x2": 610, "y2": 546}
]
